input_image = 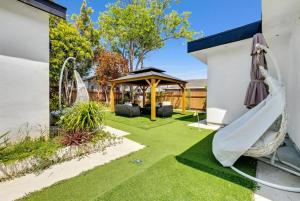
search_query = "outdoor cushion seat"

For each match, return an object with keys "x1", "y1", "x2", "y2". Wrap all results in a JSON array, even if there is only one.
[
  {"x1": 157, "y1": 105, "x2": 173, "y2": 117},
  {"x1": 142, "y1": 104, "x2": 173, "y2": 117},
  {"x1": 115, "y1": 104, "x2": 140, "y2": 117}
]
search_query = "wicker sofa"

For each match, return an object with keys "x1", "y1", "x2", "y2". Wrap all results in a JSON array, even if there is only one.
[{"x1": 115, "y1": 104, "x2": 141, "y2": 117}]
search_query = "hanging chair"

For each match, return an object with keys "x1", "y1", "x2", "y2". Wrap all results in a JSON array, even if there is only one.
[
  {"x1": 74, "y1": 70, "x2": 90, "y2": 103},
  {"x1": 243, "y1": 113, "x2": 287, "y2": 158},
  {"x1": 58, "y1": 57, "x2": 90, "y2": 111},
  {"x1": 212, "y1": 44, "x2": 300, "y2": 192},
  {"x1": 244, "y1": 44, "x2": 287, "y2": 158}
]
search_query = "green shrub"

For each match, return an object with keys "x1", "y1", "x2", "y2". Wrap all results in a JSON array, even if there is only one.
[
  {"x1": 0, "y1": 136, "x2": 61, "y2": 164},
  {"x1": 58, "y1": 101, "x2": 105, "y2": 133}
]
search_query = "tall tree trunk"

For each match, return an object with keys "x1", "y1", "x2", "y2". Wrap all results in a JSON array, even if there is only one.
[
  {"x1": 129, "y1": 41, "x2": 134, "y2": 101},
  {"x1": 135, "y1": 51, "x2": 144, "y2": 70},
  {"x1": 129, "y1": 41, "x2": 134, "y2": 71},
  {"x1": 68, "y1": 81, "x2": 74, "y2": 105},
  {"x1": 96, "y1": 88, "x2": 101, "y2": 102},
  {"x1": 104, "y1": 86, "x2": 108, "y2": 104},
  {"x1": 136, "y1": 50, "x2": 148, "y2": 70}
]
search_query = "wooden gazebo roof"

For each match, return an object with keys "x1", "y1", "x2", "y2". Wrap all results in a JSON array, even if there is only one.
[{"x1": 110, "y1": 67, "x2": 187, "y2": 86}]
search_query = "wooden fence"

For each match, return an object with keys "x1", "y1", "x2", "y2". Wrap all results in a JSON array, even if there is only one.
[
  {"x1": 73, "y1": 88, "x2": 207, "y2": 110},
  {"x1": 163, "y1": 89, "x2": 207, "y2": 111}
]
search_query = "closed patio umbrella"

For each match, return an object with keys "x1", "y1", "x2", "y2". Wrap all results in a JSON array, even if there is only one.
[{"x1": 244, "y1": 33, "x2": 269, "y2": 108}]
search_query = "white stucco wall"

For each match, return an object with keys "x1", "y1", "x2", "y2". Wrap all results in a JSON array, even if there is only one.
[
  {"x1": 0, "y1": 0, "x2": 50, "y2": 141},
  {"x1": 0, "y1": 0, "x2": 49, "y2": 63},
  {"x1": 199, "y1": 39, "x2": 252, "y2": 125},
  {"x1": 0, "y1": 56, "x2": 50, "y2": 141},
  {"x1": 262, "y1": 0, "x2": 300, "y2": 148},
  {"x1": 287, "y1": 20, "x2": 300, "y2": 150}
]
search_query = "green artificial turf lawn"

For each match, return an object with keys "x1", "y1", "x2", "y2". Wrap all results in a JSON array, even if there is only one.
[
  {"x1": 21, "y1": 112, "x2": 256, "y2": 201},
  {"x1": 105, "y1": 112, "x2": 179, "y2": 129}
]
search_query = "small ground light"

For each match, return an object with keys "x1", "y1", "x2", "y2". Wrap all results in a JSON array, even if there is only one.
[{"x1": 131, "y1": 159, "x2": 143, "y2": 165}]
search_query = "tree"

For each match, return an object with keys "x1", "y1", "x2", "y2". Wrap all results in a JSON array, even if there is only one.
[
  {"x1": 99, "y1": 0, "x2": 196, "y2": 71},
  {"x1": 71, "y1": 0, "x2": 100, "y2": 49},
  {"x1": 94, "y1": 49, "x2": 129, "y2": 102},
  {"x1": 71, "y1": 0, "x2": 101, "y2": 72},
  {"x1": 49, "y1": 16, "x2": 93, "y2": 111}
]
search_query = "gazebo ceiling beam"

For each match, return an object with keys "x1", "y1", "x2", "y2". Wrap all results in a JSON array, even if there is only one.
[
  {"x1": 178, "y1": 83, "x2": 187, "y2": 89},
  {"x1": 155, "y1": 79, "x2": 161, "y2": 87},
  {"x1": 145, "y1": 79, "x2": 151, "y2": 86}
]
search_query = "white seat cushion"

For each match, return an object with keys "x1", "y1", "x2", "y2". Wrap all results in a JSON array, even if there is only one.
[
  {"x1": 162, "y1": 101, "x2": 171, "y2": 106},
  {"x1": 252, "y1": 130, "x2": 278, "y2": 148}
]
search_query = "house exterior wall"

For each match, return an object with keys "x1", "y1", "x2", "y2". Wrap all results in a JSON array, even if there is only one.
[
  {"x1": 262, "y1": 0, "x2": 300, "y2": 148},
  {"x1": 205, "y1": 39, "x2": 252, "y2": 125},
  {"x1": 192, "y1": 0, "x2": 300, "y2": 148},
  {"x1": 0, "y1": 0, "x2": 49, "y2": 62},
  {"x1": 0, "y1": 0, "x2": 50, "y2": 141},
  {"x1": 287, "y1": 20, "x2": 300, "y2": 150},
  {"x1": 84, "y1": 79, "x2": 100, "y2": 91}
]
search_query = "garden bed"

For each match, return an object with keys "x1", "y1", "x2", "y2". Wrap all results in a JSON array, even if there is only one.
[{"x1": 0, "y1": 131, "x2": 121, "y2": 182}]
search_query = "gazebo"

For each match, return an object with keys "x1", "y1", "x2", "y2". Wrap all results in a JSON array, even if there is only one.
[{"x1": 109, "y1": 67, "x2": 187, "y2": 121}]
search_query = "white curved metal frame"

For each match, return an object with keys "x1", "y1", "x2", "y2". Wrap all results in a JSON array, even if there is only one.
[
  {"x1": 59, "y1": 57, "x2": 76, "y2": 110},
  {"x1": 231, "y1": 166, "x2": 300, "y2": 192}
]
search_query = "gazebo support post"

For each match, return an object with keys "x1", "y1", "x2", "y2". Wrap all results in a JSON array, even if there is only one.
[
  {"x1": 179, "y1": 84, "x2": 186, "y2": 114},
  {"x1": 110, "y1": 83, "x2": 115, "y2": 112},
  {"x1": 150, "y1": 79, "x2": 156, "y2": 121},
  {"x1": 142, "y1": 86, "x2": 147, "y2": 107}
]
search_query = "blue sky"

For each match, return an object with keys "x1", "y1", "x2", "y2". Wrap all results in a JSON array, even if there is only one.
[{"x1": 56, "y1": 0, "x2": 261, "y2": 80}]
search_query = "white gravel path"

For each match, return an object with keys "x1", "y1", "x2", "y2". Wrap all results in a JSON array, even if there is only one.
[
  {"x1": 0, "y1": 126, "x2": 144, "y2": 201},
  {"x1": 103, "y1": 125, "x2": 130, "y2": 137}
]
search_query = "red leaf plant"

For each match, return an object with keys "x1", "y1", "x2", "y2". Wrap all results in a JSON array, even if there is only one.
[{"x1": 61, "y1": 131, "x2": 92, "y2": 146}]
